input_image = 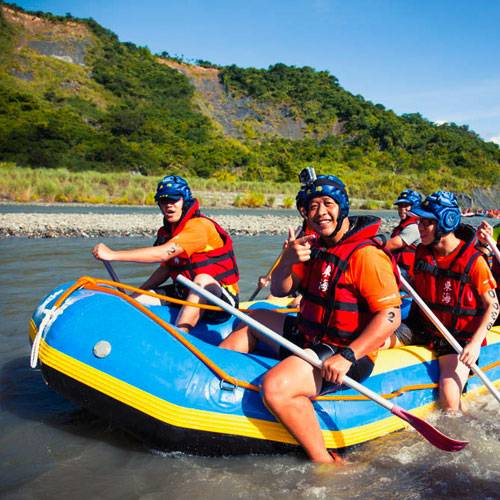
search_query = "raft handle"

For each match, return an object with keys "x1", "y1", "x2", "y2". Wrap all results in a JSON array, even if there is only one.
[{"x1": 220, "y1": 380, "x2": 236, "y2": 392}]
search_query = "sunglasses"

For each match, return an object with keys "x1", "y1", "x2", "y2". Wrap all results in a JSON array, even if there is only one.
[{"x1": 417, "y1": 218, "x2": 436, "y2": 228}]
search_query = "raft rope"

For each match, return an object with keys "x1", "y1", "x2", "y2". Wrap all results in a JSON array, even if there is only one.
[
  {"x1": 54, "y1": 276, "x2": 298, "y2": 313},
  {"x1": 40, "y1": 276, "x2": 500, "y2": 401}
]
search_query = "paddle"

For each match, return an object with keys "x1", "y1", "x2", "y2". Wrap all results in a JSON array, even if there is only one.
[
  {"x1": 399, "y1": 273, "x2": 500, "y2": 404},
  {"x1": 102, "y1": 260, "x2": 127, "y2": 295},
  {"x1": 176, "y1": 274, "x2": 468, "y2": 452},
  {"x1": 247, "y1": 224, "x2": 304, "y2": 301}
]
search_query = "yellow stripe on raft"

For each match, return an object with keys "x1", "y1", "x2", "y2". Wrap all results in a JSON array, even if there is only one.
[
  {"x1": 38, "y1": 336, "x2": 406, "y2": 447},
  {"x1": 35, "y1": 330, "x2": 499, "y2": 449},
  {"x1": 372, "y1": 329, "x2": 500, "y2": 376},
  {"x1": 38, "y1": 338, "x2": 297, "y2": 444}
]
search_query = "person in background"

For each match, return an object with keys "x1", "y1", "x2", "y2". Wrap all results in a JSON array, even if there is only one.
[
  {"x1": 92, "y1": 175, "x2": 240, "y2": 332},
  {"x1": 388, "y1": 192, "x2": 498, "y2": 412},
  {"x1": 385, "y1": 189, "x2": 422, "y2": 278},
  {"x1": 476, "y1": 220, "x2": 500, "y2": 326},
  {"x1": 255, "y1": 274, "x2": 302, "y2": 308},
  {"x1": 253, "y1": 223, "x2": 308, "y2": 307},
  {"x1": 221, "y1": 171, "x2": 401, "y2": 463}
]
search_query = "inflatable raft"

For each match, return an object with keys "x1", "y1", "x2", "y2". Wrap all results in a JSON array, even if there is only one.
[{"x1": 29, "y1": 277, "x2": 500, "y2": 455}]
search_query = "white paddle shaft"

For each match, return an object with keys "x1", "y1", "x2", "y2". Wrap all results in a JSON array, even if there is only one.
[{"x1": 176, "y1": 274, "x2": 394, "y2": 411}]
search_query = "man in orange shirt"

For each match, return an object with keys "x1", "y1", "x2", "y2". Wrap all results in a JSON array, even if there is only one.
[
  {"x1": 391, "y1": 192, "x2": 498, "y2": 412},
  {"x1": 92, "y1": 175, "x2": 239, "y2": 332},
  {"x1": 221, "y1": 171, "x2": 401, "y2": 463}
]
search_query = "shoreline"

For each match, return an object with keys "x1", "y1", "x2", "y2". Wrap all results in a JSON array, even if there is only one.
[
  {"x1": 0, "y1": 212, "x2": 301, "y2": 238},
  {"x1": 0, "y1": 209, "x2": 396, "y2": 238}
]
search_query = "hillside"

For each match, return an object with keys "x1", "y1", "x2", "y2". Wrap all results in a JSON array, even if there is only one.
[
  {"x1": 157, "y1": 59, "x2": 310, "y2": 141},
  {"x1": 0, "y1": 2, "x2": 499, "y2": 205}
]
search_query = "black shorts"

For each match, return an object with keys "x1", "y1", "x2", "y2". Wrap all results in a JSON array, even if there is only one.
[
  {"x1": 393, "y1": 322, "x2": 430, "y2": 346},
  {"x1": 431, "y1": 337, "x2": 469, "y2": 358},
  {"x1": 394, "y1": 323, "x2": 469, "y2": 359},
  {"x1": 156, "y1": 282, "x2": 239, "y2": 324},
  {"x1": 281, "y1": 316, "x2": 375, "y2": 393}
]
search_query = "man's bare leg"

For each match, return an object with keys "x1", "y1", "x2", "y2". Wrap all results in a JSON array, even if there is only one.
[{"x1": 262, "y1": 354, "x2": 336, "y2": 463}]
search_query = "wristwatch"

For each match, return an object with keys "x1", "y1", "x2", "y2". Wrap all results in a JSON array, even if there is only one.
[{"x1": 338, "y1": 347, "x2": 356, "y2": 363}]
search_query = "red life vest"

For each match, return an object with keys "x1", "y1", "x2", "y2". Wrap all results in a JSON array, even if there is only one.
[
  {"x1": 297, "y1": 216, "x2": 397, "y2": 348},
  {"x1": 390, "y1": 216, "x2": 419, "y2": 274},
  {"x1": 153, "y1": 200, "x2": 239, "y2": 286},
  {"x1": 413, "y1": 226, "x2": 485, "y2": 343}
]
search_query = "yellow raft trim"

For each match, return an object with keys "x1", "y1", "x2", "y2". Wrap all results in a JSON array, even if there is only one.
[
  {"x1": 29, "y1": 319, "x2": 36, "y2": 343},
  {"x1": 372, "y1": 331, "x2": 500, "y2": 376},
  {"x1": 36, "y1": 334, "x2": 499, "y2": 449}
]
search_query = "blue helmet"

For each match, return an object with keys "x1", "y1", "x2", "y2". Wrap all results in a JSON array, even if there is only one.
[
  {"x1": 154, "y1": 175, "x2": 193, "y2": 203},
  {"x1": 411, "y1": 191, "x2": 461, "y2": 236},
  {"x1": 394, "y1": 189, "x2": 422, "y2": 208},
  {"x1": 296, "y1": 174, "x2": 350, "y2": 225}
]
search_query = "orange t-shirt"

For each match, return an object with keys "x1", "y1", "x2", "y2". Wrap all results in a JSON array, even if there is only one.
[
  {"x1": 433, "y1": 241, "x2": 496, "y2": 295},
  {"x1": 292, "y1": 245, "x2": 402, "y2": 312},
  {"x1": 171, "y1": 218, "x2": 224, "y2": 257}
]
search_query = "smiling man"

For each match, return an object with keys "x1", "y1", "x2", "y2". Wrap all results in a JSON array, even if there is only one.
[
  {"x1": 220, "y1": 170, "x2": 401, "y2": 463},
  {"x1": 92, "y1": 175, "x2": 239, "y2": 332}
]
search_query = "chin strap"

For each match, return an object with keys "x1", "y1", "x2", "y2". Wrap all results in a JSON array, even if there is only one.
[
  {"x1": 326, "y1": 215, "x2": 347, "y2": 240},
  {"x1": 430, "y1": 230, "x2": 448, "y2": 246}
]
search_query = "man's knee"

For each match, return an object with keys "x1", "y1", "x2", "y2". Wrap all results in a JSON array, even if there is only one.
[
  {"x1": 193, "y1": 273, "x2": 217, "y2": 287},
  {"x1": 261, "y1": 373, "x2": 289, "y2": 407}
]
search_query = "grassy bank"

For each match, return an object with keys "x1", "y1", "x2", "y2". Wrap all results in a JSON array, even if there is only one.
[
  {"x1": 0, "y1": 163, "x2": 300, "y2": 207},
  {"x1": 1, "y1": 163, "x2": 487, "y2": 209}
]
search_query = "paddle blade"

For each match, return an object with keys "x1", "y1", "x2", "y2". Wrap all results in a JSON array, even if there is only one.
[{"x1": 391, "y1": 406, "x2": 468, "y2": 452}]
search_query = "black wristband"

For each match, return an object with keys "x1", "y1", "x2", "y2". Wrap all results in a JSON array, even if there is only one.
[{"x1": 338, "y1": 347, "x2": 356, "y2": 363}]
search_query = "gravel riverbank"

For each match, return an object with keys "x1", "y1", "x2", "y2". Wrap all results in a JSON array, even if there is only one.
[{"x1": 0, "y1": 212, "x2": 395, "y2": 238}]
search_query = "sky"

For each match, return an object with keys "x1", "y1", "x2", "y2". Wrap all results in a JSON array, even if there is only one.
[{"x1": 10, "y1": 0, "x2": 500, "y2": 144}]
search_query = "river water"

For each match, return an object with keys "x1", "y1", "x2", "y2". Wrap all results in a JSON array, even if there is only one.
[{"x1": 0, "y1": 207, "x2": 498, "y2": 499}]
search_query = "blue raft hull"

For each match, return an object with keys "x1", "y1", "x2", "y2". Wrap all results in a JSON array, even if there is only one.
[{"x1": 29, "y1": 279, "x2": 500, "y2": 454}]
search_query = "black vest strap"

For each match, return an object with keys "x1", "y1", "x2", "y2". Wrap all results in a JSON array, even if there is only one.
[
  {"x1": 414, "y1": 260, "x2": 472, "y2": 283},
  {"x1": 430, "y1": 302, "x2": 484, "y2": 317}
]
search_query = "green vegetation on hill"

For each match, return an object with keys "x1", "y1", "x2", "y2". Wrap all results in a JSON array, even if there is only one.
[
  {"x1": 221, "y1": 64, "x2": 500, "y2": 187},
  {"x1": 0, "y1": 2, "x2": 499, "y2": 206},
  {"x1": 0, "y1": 2, "x2": 249, "y2": 177},
  {"x1": 221, "y1": 63, "x2": 343, "y2": 132}
]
